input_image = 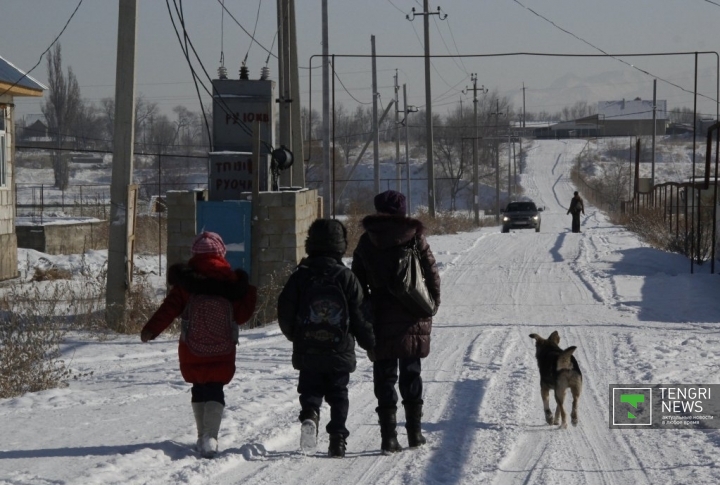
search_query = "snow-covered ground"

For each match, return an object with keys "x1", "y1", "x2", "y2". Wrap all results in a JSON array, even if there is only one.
[{"x1": 2, "y1": 139, "x2": 720, "y2": 484}]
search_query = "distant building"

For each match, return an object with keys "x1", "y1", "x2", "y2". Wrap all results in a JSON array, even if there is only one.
[
  {"x1": 20, "y1": 114, "x2": 49, "y2": 140},
  {"x1": 581, "y1": 98, "x2": 668, "y2": 137},
  {"x1": 0, "y1": 54, "x2": 46, "y2": 281}
]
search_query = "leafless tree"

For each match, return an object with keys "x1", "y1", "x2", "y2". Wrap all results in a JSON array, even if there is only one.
[{"x1": 41, "y1": 44, "x2": 80, "y2": 190}]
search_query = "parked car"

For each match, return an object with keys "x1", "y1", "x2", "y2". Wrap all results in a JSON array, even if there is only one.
[{"x1": 501, "y1": 201, "x2": 543, "y2": 233}]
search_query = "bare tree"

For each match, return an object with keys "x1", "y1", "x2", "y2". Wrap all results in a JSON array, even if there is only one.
[{"x1": 41, "y1": 44, "x2": 80, "y2": 190}]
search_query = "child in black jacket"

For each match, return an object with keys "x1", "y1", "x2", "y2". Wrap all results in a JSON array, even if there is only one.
[{"x1": 277, "y1": 219, "x2": 375, "y2": 458}]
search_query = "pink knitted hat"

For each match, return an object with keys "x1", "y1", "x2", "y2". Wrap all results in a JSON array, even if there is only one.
[{"x1": 191, "y1": 231, "x2": 226, "y2": 256}]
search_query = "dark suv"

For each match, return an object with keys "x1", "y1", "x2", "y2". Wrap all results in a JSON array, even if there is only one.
[{"x1": 501, "y1": 201, "x2": 543, "y2": 233}]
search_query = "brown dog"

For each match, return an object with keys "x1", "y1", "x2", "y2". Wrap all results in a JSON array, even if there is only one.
[{"x1": 529, "y1": 331, "x2": 582, "y2": 428}]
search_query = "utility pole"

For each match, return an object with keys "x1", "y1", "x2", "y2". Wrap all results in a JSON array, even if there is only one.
[
  {"x1": 468, "y1": 74, "x2": 485, "y2": 226},
  {"x1": 372, "y1": 35, "x2": 379, "y2": 194},
  {"x1": 508, "y1": 131, "x2": 512, "y2": 201},
  {"x1": 395, "y1": 70, "x2": 401, "y2": 191},
  {"x1": 288, "y1": 0, "x2": 304, "y2": 186},
  {"x1": 491, "y1": 99, "x2": 503, "y2": 222},
  {"x1": 277, "y1": 0, "x2": 291, "y2": 187},
  {"x1": 522, "y1": 82, "x2": 526, "y2": 128},
  {"x1": 321, "y1": 0, "x2": 330, "y2": 217},
  {"x1": 106, "y1": 0, "x2": 138, "y2": 329},
  {"x1": 404, "y1": 84, "x2": 412, "y2": 213},
  {"x1": 651, "y1": 78, "x2": 657, "y2": 188},
  {"x1": 407, "y1": 1, "x2": 446, "y2": 216}
]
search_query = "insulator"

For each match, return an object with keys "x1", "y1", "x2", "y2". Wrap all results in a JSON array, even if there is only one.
[
  {"x1": 239, "y1": 65, "x2": 250, "y2": 80},
  {"x1": 260, "y1": 66, "x2": 270, "y2": 80},
  {"x1": 217, "y1": 65, "x2": 228, "y2": 80}
]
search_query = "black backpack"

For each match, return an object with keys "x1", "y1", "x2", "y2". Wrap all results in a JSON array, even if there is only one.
[{"x1": 295, "y1": 265, "x2": 350, "y2": 350}]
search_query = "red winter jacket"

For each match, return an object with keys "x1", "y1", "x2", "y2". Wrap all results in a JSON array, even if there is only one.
[{"x1": 141, "y1": 254, "x2": 257, "y2": 384}]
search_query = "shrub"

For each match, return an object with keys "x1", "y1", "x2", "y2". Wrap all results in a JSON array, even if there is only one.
[{"x1": 0, "y1": 285, "x2": 69, "y2": 399}]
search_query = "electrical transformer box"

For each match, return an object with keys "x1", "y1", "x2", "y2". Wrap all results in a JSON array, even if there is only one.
[{"x1": 212, "y1": 78, "x2": 276, "y2": 155}]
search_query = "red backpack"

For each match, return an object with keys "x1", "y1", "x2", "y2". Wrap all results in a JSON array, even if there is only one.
[{"x1": 180, "y1": 295, "x2": 239, "y2": 357}]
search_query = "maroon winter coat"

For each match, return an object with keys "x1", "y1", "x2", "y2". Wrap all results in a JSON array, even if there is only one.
[{"x1": 351, "y1": 214, "x2": 441, "y2": 361}]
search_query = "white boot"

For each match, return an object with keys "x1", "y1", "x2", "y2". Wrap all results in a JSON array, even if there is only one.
[
  {"x1": 191, "y1": 403, "x2": 205, "y2": 452},
  {"x1": 201, "y1": 401, "x2": 224, "y2": 458}
]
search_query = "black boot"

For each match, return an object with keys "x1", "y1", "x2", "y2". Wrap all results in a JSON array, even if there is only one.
[
  {"x1": 328, "y1": 434, "x2": 346, "y2": 458},
  {"x1": 377, "y1": 407, "x2": 403, "y2": 454},
  {"x1": 403, "y1": 401, "x2": 427, "y2": 448}
]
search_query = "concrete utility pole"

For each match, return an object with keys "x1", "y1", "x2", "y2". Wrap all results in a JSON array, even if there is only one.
[
  {"x1": 491, "y1": 99, "x2": 503, "y2": 222},
  {"x1": 395, "y1": 70, "x2": 401, "y2": 192},
  {"x1": 288, "y1": 0, "x2": 304, "y2": 187},
  {"x1": 522, "y1": 82, "x2": 526, "y2": 128},
  {"x1": 470, "y1": 73, "x2": 481, "y2": 225},
  {"x1": 404, "y1": 83, "x2": 412, "y2": 214},
  {"x1": 277, "y1": 0, "x2": 290, "y2": 187},
  {"x1": 321, "y1": 0, "x2": 331, "y2": 217},
  {"x1": 372, "y1": 35, "x2": 379, "y2": 194},
  {"x1": 106, "y1": 0, "x2": 138, "y2": 329},
  {"x1": 508, "y1": 131, "x2": 512, "y2": 201},
  {"x1": 651, "y1": 78, "x2": 657, "y2": 188},
  {"x1": 407, "y1": 1, "x2": 446, "y2": 217}
]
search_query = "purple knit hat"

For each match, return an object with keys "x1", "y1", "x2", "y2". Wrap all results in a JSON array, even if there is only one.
[
  {"x1": 191, "y1": 231, "x2": 226, "y2": 256},
  {"x1": 374, "y1": 190, "x2": 407, "y2": 216}
]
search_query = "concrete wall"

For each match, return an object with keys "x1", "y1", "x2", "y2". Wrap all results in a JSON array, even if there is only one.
[
  {"x1": 16, "y1": 220, "x2": 108, "y2": 254},
  {"x1": 165, "y1": 188, "x2": 319, "y2": 288},
  {"x1": 166, "y1": 189, "x2": 207, "y2": 270},
  {"x1": 239, "y1": 188, "x2": 318, "y2": 287}
]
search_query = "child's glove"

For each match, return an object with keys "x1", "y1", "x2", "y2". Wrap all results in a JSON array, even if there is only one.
[
  {"x1": 140, "y1": 329, "x2": 154, "y2": 342},
  {"x1": 366, "y1": 348, "x2": 376, "y2": 362}
]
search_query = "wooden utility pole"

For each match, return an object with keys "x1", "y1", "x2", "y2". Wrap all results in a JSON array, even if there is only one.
[{"x1": 106, "y1": 0, "x2": 138, "y2": 329}]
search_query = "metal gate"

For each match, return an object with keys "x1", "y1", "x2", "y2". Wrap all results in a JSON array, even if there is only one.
[{"x1": 196, "y1": 200, "x2": 252, "y2": 273}]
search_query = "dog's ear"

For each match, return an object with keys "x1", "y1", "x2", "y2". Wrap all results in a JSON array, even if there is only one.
[
  {"x1": 557, "y1": 346, "x2": 577, "y2": 370},
  {"x1": 529, "y1": 333, "x2": 544, "y2": 344},
  {"x1": 549, "y1": 331, "x2": 560, "y2": 345}
]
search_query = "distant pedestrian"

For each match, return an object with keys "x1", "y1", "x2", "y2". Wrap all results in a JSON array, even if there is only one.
[
  {"x1": 277, "y1": 219, "x2": 375, "y2": 458},
  {"x1": 351, "y1": 190, "x2": 441, "y2": 454},
  {"x1": 567, "y1": 191, "x2": 585, "y2": 233},
  {"x1": 141, "y1": 231, "x2": 257, "y2": 458}
]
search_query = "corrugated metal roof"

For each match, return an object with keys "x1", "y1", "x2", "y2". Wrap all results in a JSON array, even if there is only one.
[
  {"x1": 598, "y1": 99, "x2": 667, "y2": 121},
  {"x1": 0, "y1": 55, "x2": 46, "y2": 92}
]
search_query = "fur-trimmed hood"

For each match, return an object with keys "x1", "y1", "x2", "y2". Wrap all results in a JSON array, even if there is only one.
[
  {"x1": 167, "y1": 263, "x2": 249, "y2": 301},
  {"x1": 361, "y1": 214, "x2": 425, "y2": 250}
]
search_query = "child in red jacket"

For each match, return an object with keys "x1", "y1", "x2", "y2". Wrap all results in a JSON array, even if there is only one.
[{"x1": 141, "y1": 231, "x2": 257, "y2": 458}]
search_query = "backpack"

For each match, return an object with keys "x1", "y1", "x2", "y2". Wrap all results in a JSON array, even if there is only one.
[
  {"x1": 295, "y1": 265, "x2": 350, "y2": 350},
  {"x1": 386, "y1": 237, "x2": 437, "y2": 318},
  {"x1": 180, "y1": 294, "x2": 239, "y2": 357}
]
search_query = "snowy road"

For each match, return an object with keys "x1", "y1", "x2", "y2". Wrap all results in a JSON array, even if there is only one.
[{"x1": 2, "y1": 140, "x2": 720, "y2": 484}]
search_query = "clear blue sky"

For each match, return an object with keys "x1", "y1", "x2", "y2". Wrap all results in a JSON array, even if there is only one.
[{"x1": 2, "y1": 0, "x2": 719, "y2": 121}]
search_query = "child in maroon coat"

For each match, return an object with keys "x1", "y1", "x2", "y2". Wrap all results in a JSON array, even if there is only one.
[{"x1": 141, "y1": 232, "x2": 257, "y2": 458}]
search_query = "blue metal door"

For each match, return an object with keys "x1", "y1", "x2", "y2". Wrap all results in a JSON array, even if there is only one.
[{"x1": 196, "y1": 200, "x2": 252, "y2": 273}]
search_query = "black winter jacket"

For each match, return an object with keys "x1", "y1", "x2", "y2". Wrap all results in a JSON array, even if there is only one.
[
  {"x1": 277, "y1": 256, "x2": 375, "y2": 373},
  {"x1": 351, "y1": 214, "x2": 441, "y2": 361}
]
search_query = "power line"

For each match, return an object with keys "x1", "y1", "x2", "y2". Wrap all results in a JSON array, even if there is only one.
[
  {"x1": 215, "y1": 0, "x2": 276, "y2": 59},
  {"x1": 242, "y1": 0, "x2": 264, "y2": 66},
  {"x1": 511, "y1": 0, "x2": 715, "y2": 103},
  {"x1": 0, "y1": 0, "x2": 83, "y2": 98},
  {"x1": 703, "y1": 0, "x2": 720, "y2": 7}
]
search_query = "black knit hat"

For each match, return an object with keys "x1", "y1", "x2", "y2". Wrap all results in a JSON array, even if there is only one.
[
  {"x1": 305, "y1": 219, "x2": 348, "y2": 256},
  {"x1": 374, "y1": 190, "x2": 407, "y2": 216}
]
